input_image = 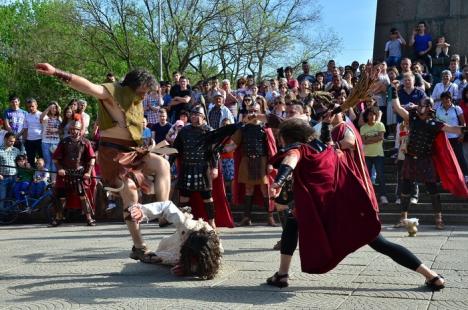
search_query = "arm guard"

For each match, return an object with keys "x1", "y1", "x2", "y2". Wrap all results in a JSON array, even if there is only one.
[
  {"x1": 274, "y1": 164, "x2": 294, "y2": 187},
  {"x1": 320, "y1": 122, "x2": 332, "y2": 144}
]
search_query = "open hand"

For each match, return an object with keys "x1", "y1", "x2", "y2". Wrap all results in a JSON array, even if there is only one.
[
  {"x1": 269, "y1": 182, "x2": 282, "y2": 199},
  {"x1": 128, "y1": 205, "x2": 144, "y2": 223},
  {"x1": 210, "y1": 168, "x2": 218, "y2": 179},
  {"x1": 35, "y1": 63, "x2": 56, "y2": 76}
]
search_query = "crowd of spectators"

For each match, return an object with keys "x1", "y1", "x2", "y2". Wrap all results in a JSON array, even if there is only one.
[{"x1": 0, "y1": 19, "x2": 467, "y2": 225}]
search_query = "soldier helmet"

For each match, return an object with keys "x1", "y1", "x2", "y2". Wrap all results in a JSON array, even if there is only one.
[
  {"x1": 69, "y1": 120, "x2": 82, "y2": 130},
  {"x1": 190, "y1": 105, "x2": 206, "y2": 117}
]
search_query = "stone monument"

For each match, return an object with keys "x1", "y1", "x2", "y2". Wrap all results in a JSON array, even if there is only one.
[{"x1": 373, "y1": 0, "x2": 468, "y2": 64}]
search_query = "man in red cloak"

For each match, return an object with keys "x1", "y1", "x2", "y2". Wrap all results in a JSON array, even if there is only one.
[
  {"x1": 224, "y1": 103, "x2": 277, "y2": 226},
  {"x1": 391, "y1": 90, "x2": 468, "y2": 229},
  {"x1": 266, "y1": 118, "x2": 446, "y2": 291}
]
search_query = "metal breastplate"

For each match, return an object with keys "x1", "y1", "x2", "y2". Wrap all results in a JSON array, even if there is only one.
[
  {"x1": 179, "y1": 125, "x2": 212, "y2": 191},
  {"x1": 242, "y1": 124, "x2": 267, "y2": 157},
  {"x1": 180, "y1": 126, "x2": 209, "y2": 164},
  {"x1": 407, "y1": 116, "x2": 438, "y2": 158}
]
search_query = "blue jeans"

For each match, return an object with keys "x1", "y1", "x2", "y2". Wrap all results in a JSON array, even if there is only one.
[
  {"x1": 42, "y1": 142, "x2": 58, "y2": 173},
  {"x1": 0, "y1": 176, "x2": 15, "y2": 208},
  {"x1": 386, "y1": 56, "x2": 401, "y2": 67},
  {"x1": 365, "y1": 156, "x2": 387, "y2": 197}
]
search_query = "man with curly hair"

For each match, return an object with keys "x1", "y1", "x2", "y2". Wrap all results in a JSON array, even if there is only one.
[
  {"x1": 35, "y1": 63, "x2": 171, "y2": 263},
  {"x1": 129, "y1": 201, "x2": 222, "y2": 279}
]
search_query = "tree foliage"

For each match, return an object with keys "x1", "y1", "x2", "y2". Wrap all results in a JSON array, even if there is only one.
[{"x1": 0, "y1": 0, "x2": 341, "y2": 116}]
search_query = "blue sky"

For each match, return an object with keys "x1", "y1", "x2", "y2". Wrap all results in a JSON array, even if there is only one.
[{"x1": 316, "y1": 0, "x2": 377, "y2": 66}]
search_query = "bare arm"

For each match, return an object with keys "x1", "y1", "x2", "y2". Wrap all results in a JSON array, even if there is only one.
[
  {"x1": 35, "y1": 63, "x2": 110, "y2": 100},
  {"x1": 363, "y1": 131, "x2": 384, "y2": 144},
  {"x1": 40, "y1": 106, "x2": 50, "y2": 123},
  {"x1": 442, "y1": 124, "x2": 462, "y2": 135},
  {"x1": 398, "y1": 34, "x2": 406, "y2": 45},
  {"x1": 3, "y1": 118, "x2": 12, "y2": 132},
  {"x1": 392, "y1": 96, "x2": 409, "y2": 122}
]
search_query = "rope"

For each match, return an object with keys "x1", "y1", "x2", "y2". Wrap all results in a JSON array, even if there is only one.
[{"x1": 0, "y1": 164, "x2": 101, "y2": 180}]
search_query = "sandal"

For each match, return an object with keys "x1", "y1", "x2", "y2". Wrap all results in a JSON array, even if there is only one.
[
  {"x1": 425, "y1": 274, "x2": 445, "y2": 291},
  {"x1": 435, "y1": 219, "x2": 445, "y2": 230},
  {"x1": 47, "y1": 219, "x2": 62, "y2": 228},
  {"x1": 266, "y1": 272, "x2": 289, "y2": 288},
  {"x1": 129, "y1": 246, "x2": 162, "y2": 264},
  {"x1": 87, "y1": 219, "x2": 96, "y2": 226},
  {"x1": 273, "y1": 240, "x2": 281, "y2": 251}
]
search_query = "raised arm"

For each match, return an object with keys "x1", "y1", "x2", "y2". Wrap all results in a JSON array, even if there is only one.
[
  {"x1": 35, "y1": 63, "x2": 110, "y2": 100},
  {"x1": 391, "y1": 88, "x2": 409, "y2": 122}
]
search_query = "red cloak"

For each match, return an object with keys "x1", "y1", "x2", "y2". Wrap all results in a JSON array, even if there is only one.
[
  {"x1": 332, "y1": 121, "x2": 379, "y2": 212},
  {"x1": 232, "y1": 127, "x2": 277, "y2": 211},
  {"x1": 432, "y1": 133, "x2": 468, "y2": 197},
  {"x1": 292, "y1": 145, "x2": 381, "y2": 274},
  {"x1": 176, "y1": 160, "x2": 234, "y2": 228}
]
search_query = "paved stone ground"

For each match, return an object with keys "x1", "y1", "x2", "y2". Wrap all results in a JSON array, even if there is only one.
[{"x1": 1, "y1": 223, "x2": 468, "y2": 309}]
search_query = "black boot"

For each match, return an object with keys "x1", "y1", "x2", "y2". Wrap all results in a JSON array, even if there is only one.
[{"x1": 238, "y1": 195, "x2": 253, "y2": 226}]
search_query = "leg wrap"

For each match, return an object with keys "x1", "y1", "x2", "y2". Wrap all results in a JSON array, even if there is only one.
[
  {"x1": 205, "y1": 201, "x2": 215, "y2": 220},
  {"x1": 430, "y1": 194, "x2": 442, "y2": 213},
  {"x1": 263, "y1": 197, "x2": 270, "y2": 211},
  {"x1": 400, "y1": 195, "x2": 411, "y2": 212},
  {"x1": 244, "y1": 195, "x2": 253, "y2": 218},
  {"x1": 81, "y1": 198, "x2": 93, "y2": 216}
]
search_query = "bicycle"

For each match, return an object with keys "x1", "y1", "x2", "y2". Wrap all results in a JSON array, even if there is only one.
[{"x1": 0, "y1": 185, "x2": 57, "y2": 225}]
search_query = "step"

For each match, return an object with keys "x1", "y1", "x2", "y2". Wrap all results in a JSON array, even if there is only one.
[{"x1": 230, "y1": 210, "x2": 468, "y2": 225}]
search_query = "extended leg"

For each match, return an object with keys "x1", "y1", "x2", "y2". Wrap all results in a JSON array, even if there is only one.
[{"x1": 368, "y1": 233, "x2": 445, "y2": 290}]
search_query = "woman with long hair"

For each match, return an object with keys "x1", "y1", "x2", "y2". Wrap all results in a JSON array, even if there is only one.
[
  {"x1": 60, "y1": 106, "x2": 75, "y2": 138},
  {"x1": 40, "y1": 101, "x2": 62, "y2": 179}
]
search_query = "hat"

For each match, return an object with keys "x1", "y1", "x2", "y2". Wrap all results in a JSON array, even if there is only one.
[
  {"x1": 213, "y1": 91, "x2": 223, "y2": 99},
  {"x1": 175, "y1": 120, "x2": 185, "y2": 127}
]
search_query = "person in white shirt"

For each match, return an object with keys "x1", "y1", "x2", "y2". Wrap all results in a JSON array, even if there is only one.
[
  {"x1": 432, "y1": 70, "x2": 459, "y2": 109},
  {"x1": 23, "y1": 98, "x2": 43, "y2": 167},
  {"x1": 77, "y1": 99, "x2": 90, "y2": 136},
  {"x1": 435, "y1": 91, "x2": 467, "y2": 177}
]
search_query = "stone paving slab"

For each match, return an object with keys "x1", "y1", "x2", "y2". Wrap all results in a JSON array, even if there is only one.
[{"x1": 1, "y1": 223, "x2": 468, "y2": 309}]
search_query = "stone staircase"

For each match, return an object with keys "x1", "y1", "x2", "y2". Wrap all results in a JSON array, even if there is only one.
[{"x1": 230, "y1": 139, "x2": 468, "y2": 226}]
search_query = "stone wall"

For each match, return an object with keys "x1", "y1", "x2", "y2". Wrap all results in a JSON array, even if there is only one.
[{"x1": 373, "y1": 0, "x2": 468, "y2": 64}]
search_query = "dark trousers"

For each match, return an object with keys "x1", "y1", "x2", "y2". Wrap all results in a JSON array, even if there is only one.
[
  {"x1": 365, "y1": 156, "x2": 387, "y2": 196},
  {"x1": 25, "y1": 139, "x2": 43, "y2": 168},
  {"x1": 449, "y1": 138, "x2": 468, "y2": 176},
  {"x1": 280, "y1": 221, "x2": 422, "y2": 271}
]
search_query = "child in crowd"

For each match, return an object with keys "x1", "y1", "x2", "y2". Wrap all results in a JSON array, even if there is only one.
[
  {"x1": 360, "y1": 108, "x2": 388, "y2": 204},
  {"x1": 142, "y1": 118, "x2": 152, "y2": 146},
  {"x1": 13, "y1": 155, "x2": 34, "y2": 200},
  {"x1": 29, "y1": 158, "x2": 49, "y2": 198},
  {"x1": 385, "y1": 28, "x2": 406, "y2": 67},
  {"x1": 435, "y1": 36, "x2": 450, "y2": 58},
  {"x1": 166, "y1": 120, "x2": 185, "y2": 145},
  {"x1": 219, "y1": 118, "x2": 235, "y2": 202},
  {"x1": 393, "y1": 120, "x2": 418, "y2": 227}
]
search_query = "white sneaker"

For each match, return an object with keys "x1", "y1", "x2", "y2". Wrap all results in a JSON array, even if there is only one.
[
  {"x1": 380, "y1": 196, "x2": 389, "y2": 204},
  {"x1": 395, "y1": 198, "x2": 401, "y2": 205},
  {"x1": 410, "y1": 197, "x2": 418, "y2": 205}
]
